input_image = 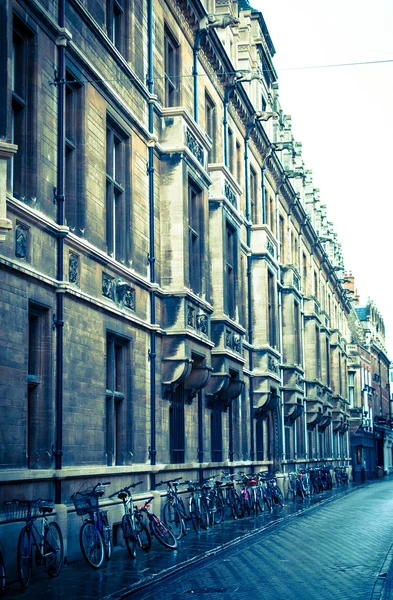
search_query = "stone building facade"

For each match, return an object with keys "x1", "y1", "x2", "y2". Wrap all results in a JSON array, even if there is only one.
[{"x1": 1, "y1": 0, "x2": 381, "y2": 561}]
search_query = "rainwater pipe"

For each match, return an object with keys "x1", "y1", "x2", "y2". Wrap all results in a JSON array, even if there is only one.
[
  {"x1": 53, "y1": 0, "x2": 70, "y2": 504},
  {"x1": 147, "y1": 0, "x2": 157, "y2": 489}
]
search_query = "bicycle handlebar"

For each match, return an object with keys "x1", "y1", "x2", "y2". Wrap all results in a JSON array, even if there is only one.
[{"x1": 108, "y1": 481, "x2": 143, "y2": 499}]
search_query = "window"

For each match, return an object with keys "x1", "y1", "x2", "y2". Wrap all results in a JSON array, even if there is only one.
[
  {"x1": 107, "y1": 0, "x2": 125, "y2": 54},
  {"x1": 65, "y1": 74, "x2": 84, "y2": 233},
  {"x1": 256, "y1": 411, "x2": 264, "y2": 461},
  {"x1": 225, "y1": 222, "x2": 237, "y2": 319},
  {"x1": 188, "y1": 181, "x2": 203, "y2": 295},
  {"x1": 27, "y1": 303, "x2": 51, "y2": 469},
  {"x1": 236, "y1": 140, "x2": 242, "y2": 184},
  {"x1": 314, "y1": 271, "x2": 318, "y2": 298},
  {"x1": 164, "y1": 26, "x2": 179, "y2": 107},
  {"x1": 292, "y1": 233, "x2": 298, "y2": 266},
  {"x1": 11, "y1": 16, "x2": 36, "y2": 199},
  {"x1": 211, "y1": 405, "x2": 223, "y2": 462},
  {"x1": 326, "y1": 337, "x2": 331, "y2": 387},
  {"x1": 294, "y1": 300, "x2": 301, "y2": 365},
  {"x1": 205, "y1": 92, "x2": 216, "y2": 163},
  {"x1": 279, "y1": 215, "x2": 285, "y2": 262},
  {"x1": 106, "y1": 119, "x2": 129, "y2": 262},
  {"x1": 348, "y1": 372, "x2": 355, "y2": 407},
  {"x1": 169, "y1": 383, "x2": 185, "y2": 463},
  {"x1": 268, "y1": 270, "x2": 277, "y2": 348},
  {"x1": 250, "y1": 167, "x2": 258, "y2": 223},
  {"x1": 302, "y1": 252, "x2": 307, "y2": 293},
  {"x1": 228, "y1": 127, "x2": 234, "y2": 173},
  {"x1": 315, "y1": 325, "x2": 321, "y2": 379},
  {"x1": 106, "y1": 334, "x2": 129, "y2": 466}
]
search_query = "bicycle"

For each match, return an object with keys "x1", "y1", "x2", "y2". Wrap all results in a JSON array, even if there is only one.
[
  {"x1": 334, "y1": 466, "x2": 349, "y2": 486},
  {"x1": 260, "y1": 472, "x2": 284, "y2": 507},
  {"x1": 158, "y1": 477, "x2": 189, "y2": 540},
  {"x1": 0, "y1": 546, "x2": 5, "y2": 597},
  {"x1": 138, "y1": 497, "x2": 177, "y2": 549},
  {"x1": 287, "y1": 470, "x2": 309, "y2": 500},
  {"x1": 71, "y1": 481, "x2": 112, "y2": 569},
  {"x1": 4, "y1": 499, "x2": 63, "y2": 589},
  {"x1": 217, "y1": 472, "x2": 243, "y2": 520},
  {"x1": 200, "y1": 477, "x2": 224, "y2": 526},
  {"x1": 108, "y1": 481, "x2": 151, "y2": 558},
  {"x1": 186, "y1": 480, "x2": 210, "y2": 534}
]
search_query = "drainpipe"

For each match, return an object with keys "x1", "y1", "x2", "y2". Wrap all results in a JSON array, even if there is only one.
[
  {"x1": 53, "y1": 0, "x2": 68, "y2": 504},
  {"x1": 276, "y1": 189, "x2": 285, "y2": 466},
  {"x1": 244, "y1": 126, "x2": 254, "y2": 460},
  {"x1": 147, "y1": 0, "x2": 157, "y2": 489}
]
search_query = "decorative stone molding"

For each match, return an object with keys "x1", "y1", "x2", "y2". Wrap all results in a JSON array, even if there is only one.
[
  {"x1": 69, "y1": 252, "x2": 79, "y2": 285},
  {"x1": 116, "y1": 280, "x2": 135, "y2": 310},
  {"x1": 102, "y1": 273, "x2": 114, "y2": 299},
  {"x1": 186, "y1": 127, "x2": 204, "y2": 166},
  {"x1": 196, "y1": 313, "x2": 208, "y2": 334},
  {"x1": 0, "y1": 141, "x2": 17, "y2": 242},
  {"x1": 15, "y1": 223, "x2": 29, "y2": 260}
]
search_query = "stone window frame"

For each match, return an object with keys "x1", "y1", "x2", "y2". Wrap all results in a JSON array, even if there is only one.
[
  {"x1": 267, "y1": 269, "x2": 277, "y2": 349},
  {"x1": 224, "y1": 219, "x2": 238, "y2": 321},
  {"x1": 11, "y1": 13, "x2": 38, "y2": 200},
  {"x1": 204, "y1": 90, "x2": 216, "y2": 163},
  {"x1": 106, "y1": 0, "x2": 127, "y2": 57},
  {"x1": 188, "y1": 178, "x2": 204, "y2": 296},
  {"x1": 105, "y1": 332, "x2": 131, "y2": 466},
  {"x1": 27, "y1": 301, "x2": 52, "y2": 469},
  {"x1": 164, "y1": 24, "x2": 180, "y2": 108},
  {"x1": 65, "y1": 69, "x2": 85, "y2": 234},
  {"x1": 169, "y1": 383, "x2": 185, "y2": 464},
  {"x1": 106, "y1": 115, "x2": 131, "y2": 263}
]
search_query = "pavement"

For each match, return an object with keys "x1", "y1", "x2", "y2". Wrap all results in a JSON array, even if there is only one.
[{"x1": 3, "y1": 478, "x2": 393, "y2": 600}]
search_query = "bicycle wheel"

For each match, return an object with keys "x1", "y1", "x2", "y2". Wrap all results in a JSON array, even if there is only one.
[
  {"x1": 44, "y1": 522, "x2": 64, "y2": 578},
  {"x1": 213, "y1": 496, "x2": 224, "y2": 524},
  {"x1": 135, "y1": 519, "x2": 151, "y2": 551},
  {"x1": 230, "y1": 490, "x2": 244, "y2": 519},
  {"x1": 163, "y1": 502, "x2": 183, "y2": 539},
  {"x1": 189, "y1": 497, "x2": 201, "y2": 534},
  {"x1": 273, "y1": 487, "x2": 284, "y2": 507},
  {"x1": 101, "y1": 513, "x2": 112, "y2": 560},
  {"x1": 150, "y1": 517, "x2": 178, "y2": 549},
  {"x1": 255, "y1": 488, "x2": 265, "y2": 514},
  {"x1": 0, "y1": 551, "x2": 5, "y2": 597},
  {"x1": 199, "y1": 498, "x2": 210, "y2": 530},
  {"x1": 80, "y1": 521, "x2": 105, "y2": 569},
  {"x1": 17, "y1": 526, "x2": 32, "y2": 589},
  {"x1": 122, "y1": 515, "x2": 137, "y2": 559}
]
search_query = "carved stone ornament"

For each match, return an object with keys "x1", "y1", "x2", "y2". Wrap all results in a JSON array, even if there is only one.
[
  {"x1": 232, "y1": 334, "x2": 241, "y2": 353},
  {"x1": 266, "y1": 239, "x2": 275, "y2": 257},
  {"x1": 116, "y1": 281, "x2": 135, "y2": 310},
  {"x1": 196, "y1": 314, "x2": 208, "y2": 334},
  {"x1": 187, "y1": 305, "x2": 195, "y2": 327},
  {"x1": 69, "y1": 253, "x2": 79, "y2": 284},
  {"x1": 102, "y1": 273, "x2": 114, "y2": 299},
  {"x1": 15, "y1": 224, "x2": 28, "y2": 260},
  {"x1": 186, "y1": 128, "x2": 204, "y2": 165},
  {"x1": 224, "y1": 181, "x2": 237, "y2": 207},
  {"x1": 225, "y1": 329, "x2": 233, "y2": 348},
  {"x1": 268, "y1": 356, "x2": 278, "y2": 373}
]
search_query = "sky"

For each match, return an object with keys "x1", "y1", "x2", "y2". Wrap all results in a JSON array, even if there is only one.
[{"x1": 255, "y1": 0, "x2": 393, "y2": 359}]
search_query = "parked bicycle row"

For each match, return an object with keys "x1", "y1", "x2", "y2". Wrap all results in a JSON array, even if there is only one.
[
  {"x1": 1, "y1": 466, "x2": 346, "y2": 589},
  {"x1": 287, "y1": 465, "x2": 349, "y2": 500}
]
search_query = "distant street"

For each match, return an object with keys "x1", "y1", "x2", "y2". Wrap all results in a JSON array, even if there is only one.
[{"x1": 129, "y1": 478, "x2": 393, "y2": 600}]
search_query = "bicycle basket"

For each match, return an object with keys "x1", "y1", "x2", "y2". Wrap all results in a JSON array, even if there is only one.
[
  {"x1": 71, "y1": 491, "x2": 99, "y2": 516},
  {"x1": 3, "y1": 500, "x2": 40, "y2": 521}
]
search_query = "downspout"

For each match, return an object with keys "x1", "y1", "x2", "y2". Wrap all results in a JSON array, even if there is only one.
[
  {"x1": 147, "y1": 0, "x2": 157, "y2": 488},
  {"x1": 53, "y1": 0, "x2": 67, "y2": 504},
  {"x1": 244, "y1": 128, "x2": 254, "y2": 460},
  {"x1": 276, "y1": 188, "x2": 285, "y2": 466}
]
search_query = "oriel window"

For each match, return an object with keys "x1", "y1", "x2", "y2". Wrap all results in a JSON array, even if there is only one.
[
  {"x1": 225, "y1": 222, "x2": 237, "y2": 320},
  {"x1": 164, "y1": 26, "x2": 179, "y2": 107},
  {"x1": 268, "y1": 270, "x2": 277, "y2": 348},
  {"x1": 106, "y1": 119, "x2": 129, "y2": 263},
  {"x1": 188, "y1": 181, "x2": 203, "y2": 295}
]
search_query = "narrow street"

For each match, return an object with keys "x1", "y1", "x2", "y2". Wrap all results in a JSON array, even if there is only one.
[
  {"x1": 4, "y1": 478, "x2": 393, "y2": 599},
  {"x1": 129, "y1": 477, "x2": 393, "y2": 600}
]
